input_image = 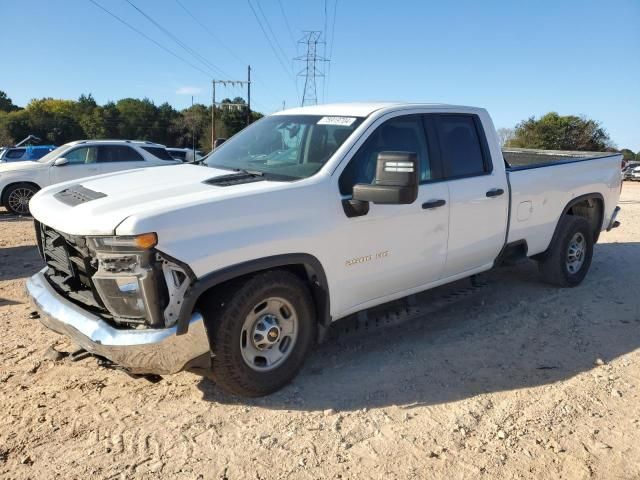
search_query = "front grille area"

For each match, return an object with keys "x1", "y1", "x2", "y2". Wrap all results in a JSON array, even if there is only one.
[{"x1": 36, "y1": 221, "x2": 105, "y2": 312}]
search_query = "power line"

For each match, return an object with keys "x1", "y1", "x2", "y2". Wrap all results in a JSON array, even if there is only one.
[
  {"x1": 326, "y1": 0, "x2": 339, "y2": 101},
  {"x1": 277, "y1": 0, "x2": 297, "y2": 48},
  {"x1": 125, "y1": 0, "x2": 232, "y2": 78},
  {"x1": 173, "y1": 0, "x2": 246, "y2": 67},
  {"x1": 255, "y1": 0, "x2": 292, "y2": 72},
  {"x1": 247, "y1": 0, "x2": 296, "y2": 85},
  {"x1": 87, "y1": 0, "x2": 213, "y2": 78}
]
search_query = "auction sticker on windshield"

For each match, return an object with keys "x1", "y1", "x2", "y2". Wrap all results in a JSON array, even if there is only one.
[{"x1": 317, "y1": 116, "x2": 357, "y2": 126}]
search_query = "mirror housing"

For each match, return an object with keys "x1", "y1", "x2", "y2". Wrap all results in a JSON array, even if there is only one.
[
  {"x1": 213, "y1": 138, "x2": 227, "y2": 149},
  {"x1": 53, "y1": 157, "x2": 69, "y2": 167},
  {"x1": 352, "y1": 151, "x2": 419, "y2": 205}
]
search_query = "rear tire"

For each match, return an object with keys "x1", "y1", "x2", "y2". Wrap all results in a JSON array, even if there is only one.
[
  {"x1": 538, "y1": 215, "x2": 593, "y2": 287},
  {"x1": 3, "y1": 183, "x2": 39, "y2": 216},
  {"x1": 202, "y1": 270, "x2": 316, "y2": 397}
]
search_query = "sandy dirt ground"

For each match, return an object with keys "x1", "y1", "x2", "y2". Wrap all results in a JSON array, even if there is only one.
[{"x1": 1, "y1": 183, "x2": 639, "y2": 480}]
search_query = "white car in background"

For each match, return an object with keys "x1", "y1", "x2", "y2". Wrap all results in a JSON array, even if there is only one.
[
  {"x1": 0, "y1": 140, "x2": 178, "y2": 215},
  {"x1": 167, "y1": 147, "x2": 204, "y2": 163}
]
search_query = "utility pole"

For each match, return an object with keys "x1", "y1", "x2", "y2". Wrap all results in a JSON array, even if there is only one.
[
  {"x1": 210, "y1": 66, "x2": 252, "y2": 149},
  {"x1": 211, "y1": 80, "x2": 216, "y2": 148},
  {"x1": 246, "y1": 65, "x2": 251, "y2": 127},
  {"x1": 191, "y1": 95, "x2": 195, "y2": 160},
  {"x1": 295, "y1": 31, "x2": 328, "y2": 106}
]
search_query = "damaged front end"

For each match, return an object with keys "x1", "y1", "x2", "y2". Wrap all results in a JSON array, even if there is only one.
[
  {"x1": 35, "y1": 222, "x2": 192, "y2": 330},
  {"x1": 27, "y1": 222, "x2": 210, "y2": 375}
]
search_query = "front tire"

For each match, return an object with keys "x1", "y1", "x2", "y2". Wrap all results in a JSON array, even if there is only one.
[
  {"x1": 203, "y1": 270, "x2": 316, "y2": 397},
  {"x1": 538, "y1": 215, "x2": 594, "y2": 287},
  {"x1": 3, "y1": 183, "x2": 39, "y2": 216}
]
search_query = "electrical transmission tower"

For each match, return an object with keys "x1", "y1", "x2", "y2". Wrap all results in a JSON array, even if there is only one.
[{"x1": 295, "y1": 31, "x2": 328, "y2": 106}]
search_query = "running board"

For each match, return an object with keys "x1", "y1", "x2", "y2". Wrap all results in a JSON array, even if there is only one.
[{"x1": 327, "y1": 274, "x2": 489, "y2": 341}]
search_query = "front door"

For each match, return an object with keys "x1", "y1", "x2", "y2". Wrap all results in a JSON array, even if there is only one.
[
  {"x1": 330, "y1": 114, "x2": 450, "y2": 317},
  {"x1": 49, "y1": 146, "x2": 100, "y2": 184}
]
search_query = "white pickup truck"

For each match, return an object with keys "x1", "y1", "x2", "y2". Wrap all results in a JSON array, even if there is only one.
[{"x1": 26, "y1": 103, "x2": 622, "y2": 397}]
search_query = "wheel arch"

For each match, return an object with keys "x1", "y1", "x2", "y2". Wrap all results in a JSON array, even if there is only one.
[
  {"x1": 533, "y1": 192, "x2": 604, "y2": 260},
  {"x1": 176, "y1": 253, "x2": 331, "y2": 341},
  {"x1": 1, "y1": 180, "x2": 42, "y2": 204}
]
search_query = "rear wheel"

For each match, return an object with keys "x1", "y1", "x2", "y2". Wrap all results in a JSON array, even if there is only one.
[
  {"x1": 538, "y1": 215, "x2": 593, "y2": 287},
  {"x1": 3, "y1": 183, "x2": 39, "y2": 216},
  {"x1": 203, "y1": 270, "x2": 316, "y2": 397}
]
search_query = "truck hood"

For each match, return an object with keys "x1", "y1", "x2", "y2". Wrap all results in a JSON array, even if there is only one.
[
  {"x1": 0, "y1": 160, "x2": 47, "y2": 173},
  {"x1": 29, "y1": 164, "x2": 292, "y2": 236}
]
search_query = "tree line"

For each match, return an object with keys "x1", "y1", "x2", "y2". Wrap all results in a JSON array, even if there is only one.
[
  {"x1": 0, "y1": 90, "x2": 261, "y2": 152},
  {"x1": 1, "y1": 90, "x2": 637, "y2": 161},
  {"x1": 497, "y1": 112, "x2": 638, "y2": 162}
]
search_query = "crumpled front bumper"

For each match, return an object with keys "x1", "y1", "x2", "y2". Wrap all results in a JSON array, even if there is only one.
[{"x1": 26, "y1": 269, "x2": 210, "y2": 375}]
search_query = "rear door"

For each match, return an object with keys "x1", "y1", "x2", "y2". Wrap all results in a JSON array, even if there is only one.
[
  {"x1": 433, "y1": 113, "x2": 508, "y2": 278},
  {"x1": 98, "y1": 145, "x2": 146, "y2": 174},
  {"x1": 49, "y1": 145, "x2": 100, "y2": 184}
]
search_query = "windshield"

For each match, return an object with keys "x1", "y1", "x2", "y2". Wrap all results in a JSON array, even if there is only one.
[
  {"x1": 37, "y1": 145, "x2": 72, "y2": 163},
  {"x1": 205, "y1": 114, "x2": 364, "y2": 179}
]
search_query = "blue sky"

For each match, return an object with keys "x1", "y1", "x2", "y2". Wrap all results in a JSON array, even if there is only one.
[{"x1": 1, "y1": 0, "x2": 639, "y2": 150}]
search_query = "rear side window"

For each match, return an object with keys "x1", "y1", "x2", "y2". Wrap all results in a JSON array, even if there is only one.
[
  {"x1": 142, "y1": 146, "x2": 175, "y2": 161},
  {"x1": 6, "y1": 148, "x2": 25, "y2": 159},
  {"x1": 98, "y1": 145, "x2": 144, "y2": 162},
  {"x1": 436, "y1": 115, "x2": 489, "y2": 178}
]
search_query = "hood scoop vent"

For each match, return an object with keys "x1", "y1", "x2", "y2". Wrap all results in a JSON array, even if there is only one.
[
  {"x1": 204, "y1": 172, "x2": 266, "y2": 187},
  {"x1": 54, "y1": 185, "x2": 107, "y2": 206}
]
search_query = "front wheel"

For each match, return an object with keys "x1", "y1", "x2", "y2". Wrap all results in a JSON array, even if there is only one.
[
  {"x1": 203, "y1": 270, "x2": 316, "y2": 397},
  {"x1": 3, "y1": 183, "x2": 39, "y2": 216},
  {"x1": 538, "y1": 215, "x2": 594, "y2": 287}
]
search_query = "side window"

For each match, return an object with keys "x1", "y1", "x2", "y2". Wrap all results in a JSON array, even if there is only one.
[
  {"x1": 141, "y1": 146, "x2": 176, "y2": 161},
  {"x1": 339, "y1": 116, "x2": 431, "y2": 195},
  {"x1": 436, "y1": 115, "x2": 488, "y2": 178},
  {"x1": 6, "y1": 148, "x2": 26, "y2": 159},
  {"x1": 99, "y1": 146, "x2": 144, "y2": 162},
  {"x1": 64, "y1": 146, "x2": 98, "y2": 164}
]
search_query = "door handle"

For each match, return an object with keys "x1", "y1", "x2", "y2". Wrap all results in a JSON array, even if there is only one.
[
  {"x1": 486, "y1": 188, "x2": 505, "y2": 198},
  {"x1": 422, "y1": 199, "x2": 446, "y2": 209}
]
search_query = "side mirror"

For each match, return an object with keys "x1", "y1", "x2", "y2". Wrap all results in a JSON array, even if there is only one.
[
  {"x1": 53, "y1": 157, "x2": 69, "y2": 166},
  {"x1": 213, "y1": 138, "x2": 227, "y2": 149},
  {"x1": 353, "y1": 151, "x2": 419, "y2": 205}
]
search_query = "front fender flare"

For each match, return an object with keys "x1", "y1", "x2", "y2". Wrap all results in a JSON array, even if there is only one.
[{"x1": 175, "y1": 253, "x2": 331, "y2": 337}]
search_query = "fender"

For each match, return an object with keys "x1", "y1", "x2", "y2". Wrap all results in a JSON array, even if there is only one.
[
  {"x1": 533, "y1": 192, "x2": 604, "y2": 260},
  {"x1": 175, "y1": 253, "x2": 331, "y2": 338}
]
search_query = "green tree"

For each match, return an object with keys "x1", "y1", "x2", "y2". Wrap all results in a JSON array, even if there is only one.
[
  {"x1": 507, "y1": 112, "x2": 613, "y2": 151},
  {"x1": 620, "y1": 148, "x2": 636, "y2": 162},
  {"x1": 115, "y1": 98, "x2": 159, "y2": 140},
  {"x1": 0, "y1": 91, "x2": 19, "y2": 112}
]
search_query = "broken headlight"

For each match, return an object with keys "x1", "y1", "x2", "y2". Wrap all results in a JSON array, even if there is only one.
[{"x1": 88, "y1": 233, "x2": 163, "y2": 326}]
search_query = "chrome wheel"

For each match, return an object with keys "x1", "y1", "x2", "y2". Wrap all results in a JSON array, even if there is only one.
[
  {"x1": 7, "y1": 187, "x2": 35, "y2": 215},
  {"x1": 566, "y1": 232, "x2": 586, "y2": 274},
  {"x1": 240, "y1": 297, "x2": 298, "y2": 372}
]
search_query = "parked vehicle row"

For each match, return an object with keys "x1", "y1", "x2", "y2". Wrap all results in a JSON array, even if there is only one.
[
  {"x1": 25, "y1": 102, "x2": 622, "y2": 397},
  {"x1": 0, "y1": 145, "x2": 57, "y2": 162},
  {"x1": 623, "y1": 161, "x2": 640, "y2": 181},
  {"x1": 0, "y1": 140, "x2": 179, "y2": 215},
  {"x1": 167, "y1": 147, "x2": 204, "y2": 163}
]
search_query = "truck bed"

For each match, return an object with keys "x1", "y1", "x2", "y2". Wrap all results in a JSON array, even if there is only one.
[
  {"x1": 503, "y1": 148, "x2": 620, "y2": 170},
  {"x1": 504, "y1": 150, "x2": 622, "y2": 256}
]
